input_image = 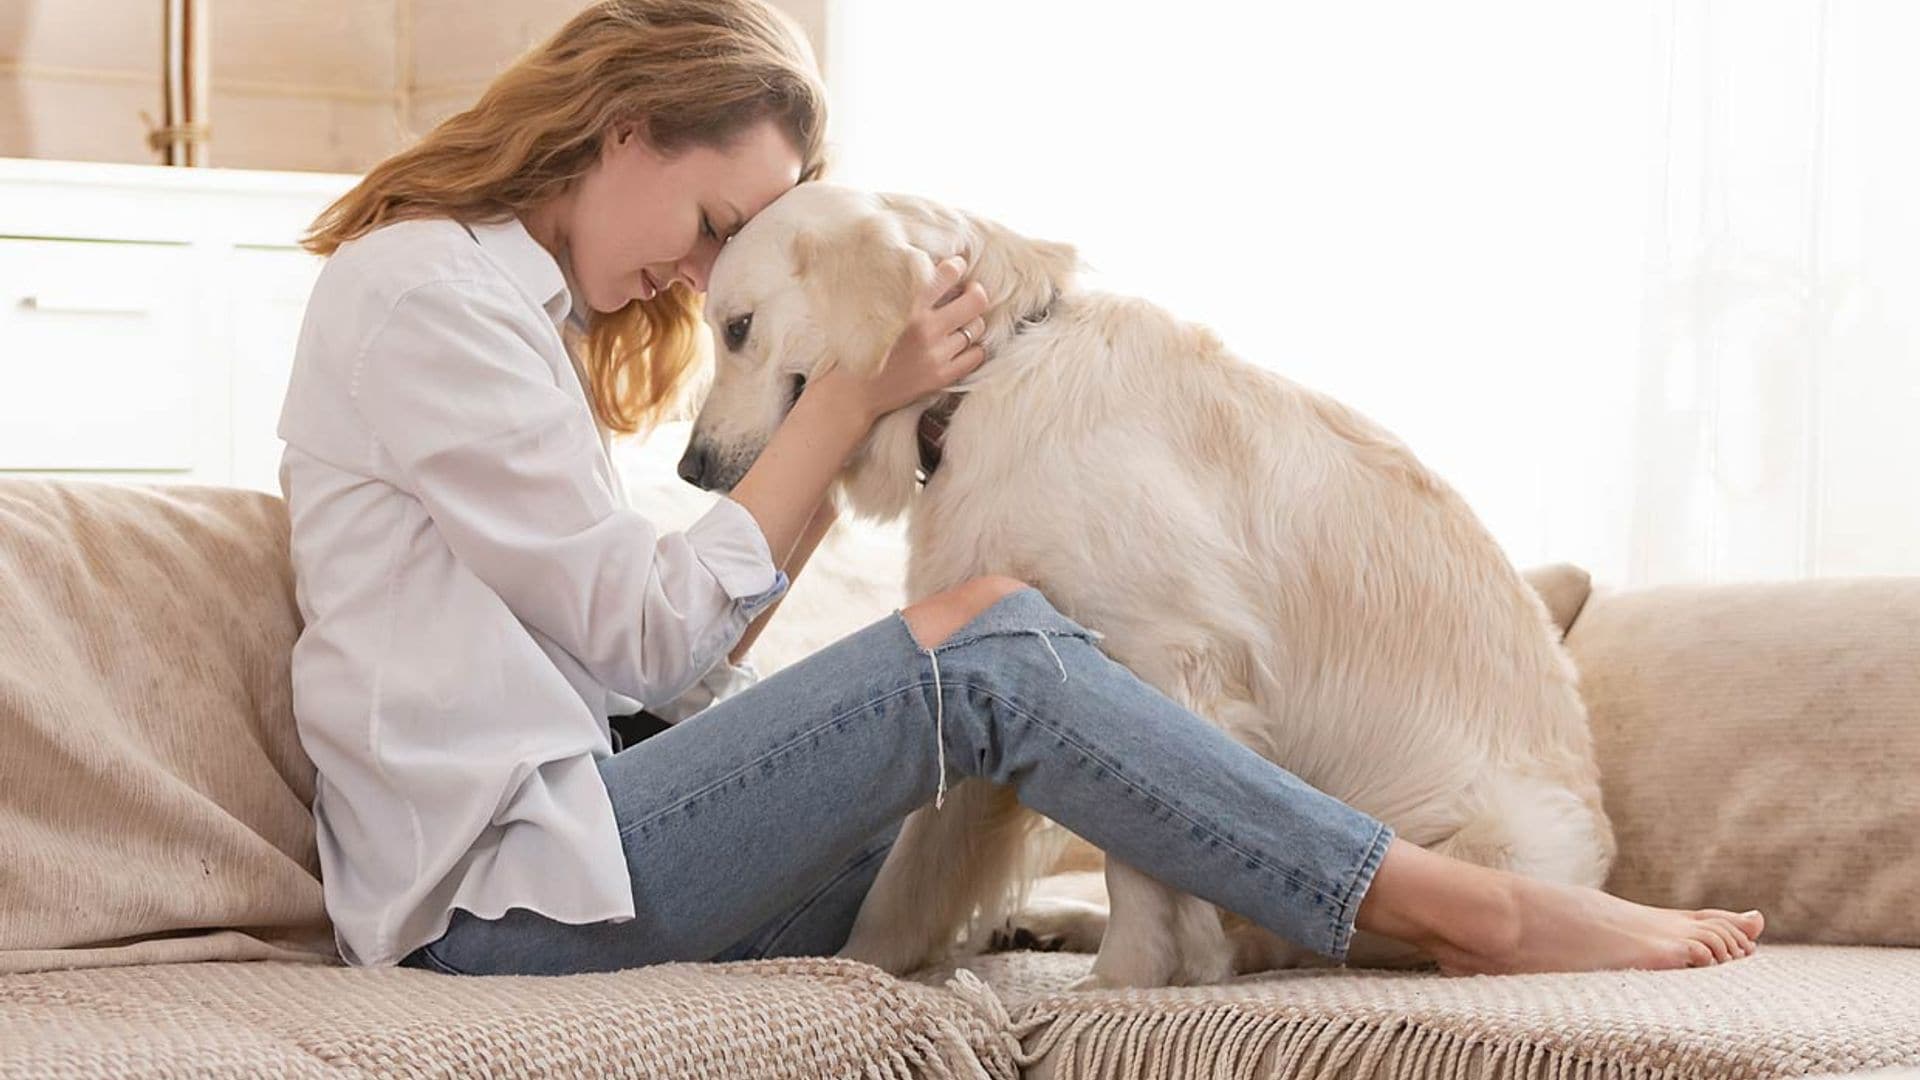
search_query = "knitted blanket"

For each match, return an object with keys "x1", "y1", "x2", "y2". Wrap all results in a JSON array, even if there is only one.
[
  {"x1": 915, "y1": 944, "x2": 1920, "y2": 1080},
  {"x1": 0, "y1": 955, "x2": 1017, "y2": 1079}
]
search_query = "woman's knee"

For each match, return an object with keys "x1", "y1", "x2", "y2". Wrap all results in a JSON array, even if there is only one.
[{"x1": 902, "y1": 575, "x2": 1030, "y2": 649}]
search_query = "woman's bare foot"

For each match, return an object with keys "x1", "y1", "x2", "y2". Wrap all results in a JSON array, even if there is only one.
[{"x1": 1355, "y1": 837, "x2": 1766, "y2": 976}]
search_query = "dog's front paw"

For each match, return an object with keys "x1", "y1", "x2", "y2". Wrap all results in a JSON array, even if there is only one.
[
  {"x1": 836, "y1": 931, "x2": 937, "y2": 976},
  {"x1": 1171, "y1": 943, "x2": 1236, "y2": 987},
  {"x1": 1064, "y1": 969, "x2": 1130, "y2": 993},
  {"x1": 991, "y1": 896, "x2": 1109, "y2": 955},
  {"x1": 988, "y1": 922, "x2": 1072, "y2": 953}
]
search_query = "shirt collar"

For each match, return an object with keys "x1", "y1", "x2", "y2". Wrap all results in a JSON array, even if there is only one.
[{"x1": 467, "y1": 215, "x2": 589, "y2": 332}]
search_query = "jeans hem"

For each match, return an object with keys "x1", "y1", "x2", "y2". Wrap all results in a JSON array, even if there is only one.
[{"x1": 1325, "y1": 820, "x2": 1395, "y2": 963}]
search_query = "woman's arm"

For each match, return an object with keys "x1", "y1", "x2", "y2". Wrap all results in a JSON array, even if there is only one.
[{"x1": 728, "y1": 493, "x2": 836, "y2": 665}]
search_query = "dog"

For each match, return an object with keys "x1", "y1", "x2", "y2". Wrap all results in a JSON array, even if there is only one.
[{"x1": 677, "y1": 181, "x2": 1614, "y2": 989}]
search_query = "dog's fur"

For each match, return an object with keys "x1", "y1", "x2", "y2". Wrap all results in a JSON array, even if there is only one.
[{"x1": 682, "y1": 182, "x2": 1615, "y2": 989}]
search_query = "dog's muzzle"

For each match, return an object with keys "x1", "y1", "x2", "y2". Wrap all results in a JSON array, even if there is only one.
[{"x1": 677, "y1": 440, "x2": 722, "y2": 492}]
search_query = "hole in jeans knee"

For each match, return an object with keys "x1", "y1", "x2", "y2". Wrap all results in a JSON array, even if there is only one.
[{"x1": 902, "y1": 579, "x2": 1032, "y2": 649}]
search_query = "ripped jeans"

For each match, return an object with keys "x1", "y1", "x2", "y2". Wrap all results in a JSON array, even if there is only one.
[{"x1": 398, "y1": 587, "x2": 1395, "y2": 976}]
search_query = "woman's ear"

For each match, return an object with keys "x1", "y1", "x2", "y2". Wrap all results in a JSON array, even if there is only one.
[{"x1": 608, "y1": 117, "x2": 647, "y2": 148}]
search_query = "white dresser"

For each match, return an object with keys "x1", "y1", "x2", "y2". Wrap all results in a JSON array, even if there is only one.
[{"x1": 0, "y1": 157, "x2": 358, "y2": 494}]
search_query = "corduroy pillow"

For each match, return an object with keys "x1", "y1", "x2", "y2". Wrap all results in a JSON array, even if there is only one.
[
  {"x1": 0, "y1": 479, "x2": 334, "y2": 973},
  {"x1": 1566, "y1": 574, "x2": 1920, "y2": 945}
]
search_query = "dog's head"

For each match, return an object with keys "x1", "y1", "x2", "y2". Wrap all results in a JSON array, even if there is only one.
[{"x1": 678, "y1": 181, "x2": 1077, "y2": 520}]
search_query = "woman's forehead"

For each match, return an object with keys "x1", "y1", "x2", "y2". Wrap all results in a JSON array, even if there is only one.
[{"x1": 700, "y1": 120, "x2": 804, "y2": 215}]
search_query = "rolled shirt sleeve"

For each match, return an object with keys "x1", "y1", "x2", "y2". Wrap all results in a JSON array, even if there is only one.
[{"x1": 347, "y1": 278, "x2": 788, "y2": 707}]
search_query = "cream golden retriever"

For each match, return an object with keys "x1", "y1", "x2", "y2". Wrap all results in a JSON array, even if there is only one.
[{"x1": 678, "y1": 181, "x2": 1613, "y2": 989}]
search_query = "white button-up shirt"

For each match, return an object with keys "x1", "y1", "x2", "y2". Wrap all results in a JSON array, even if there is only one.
[{"x1": 276, "y1": 214, "x2": 787, "y2": 967}]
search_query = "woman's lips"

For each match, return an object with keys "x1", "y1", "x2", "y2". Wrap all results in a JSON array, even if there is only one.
[{"x1": 639, "y1": 269, "x2": 660, "y2": 301}]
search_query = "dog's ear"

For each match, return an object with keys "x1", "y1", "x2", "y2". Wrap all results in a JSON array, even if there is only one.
[
  {"x1": 790, "y1": 216, "x2": 926, "y2": 379},
  {"x1": 876, "y1": 192, "x2": 1079, "y2": 357},
  {"x1": 873, "y1": 192, "x2": 970, "y2": 261}
]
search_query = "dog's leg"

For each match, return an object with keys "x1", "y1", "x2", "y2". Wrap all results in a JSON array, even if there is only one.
[
  {"x1": 1066, "y1": 856, "x2": 1185, "y2": 990},
  {"x1": 995, "y1": 863, "x2": 1229, "y2": 983},
  {"x1": 1169, "y1": 894, "x2": 1236, "y2": 985},
  {"x1": 837, "y1": 778, "x2": 1032, "y2": 975}
]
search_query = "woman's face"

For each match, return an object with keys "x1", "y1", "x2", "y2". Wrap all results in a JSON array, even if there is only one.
[{"x1": 538, "y1": 117, "x2": 803, "y2": 314}]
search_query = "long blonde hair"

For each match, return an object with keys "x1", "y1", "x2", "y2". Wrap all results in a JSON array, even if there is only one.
[{"x1": 303, "y1": 0, "x2": 827, "y2": 436}]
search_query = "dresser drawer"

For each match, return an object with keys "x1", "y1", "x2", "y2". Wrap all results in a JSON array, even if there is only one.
[{"x1": 0, "y1": 236, "x2": 200, "y2": 470}]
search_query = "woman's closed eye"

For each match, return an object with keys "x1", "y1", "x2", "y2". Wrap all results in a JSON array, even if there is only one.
[{"x1": 701, "y1": 212, "x2": 719, "y2": 243}]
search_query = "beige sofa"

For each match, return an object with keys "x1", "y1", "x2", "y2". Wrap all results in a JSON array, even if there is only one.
[{"x1": 2, "y1": 474, "x2": 1916, "y2": 1079}]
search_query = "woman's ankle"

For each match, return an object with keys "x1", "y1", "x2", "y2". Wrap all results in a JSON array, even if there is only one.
[{"x1": 1352, "y1": 837, "x2": 1517, "y2": 960}]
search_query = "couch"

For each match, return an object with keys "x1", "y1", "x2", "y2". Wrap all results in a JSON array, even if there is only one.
[{"x1": 2, "y1": 468, "x2": 1916, "y2": 1079}]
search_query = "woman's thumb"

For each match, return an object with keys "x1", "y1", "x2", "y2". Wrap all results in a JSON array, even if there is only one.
[{"x1": 933, "y1": 253, "x2": 966, "y2": 291}]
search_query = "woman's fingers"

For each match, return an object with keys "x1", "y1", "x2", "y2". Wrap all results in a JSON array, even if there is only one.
[
  {"x1": 934, "y1": 281, "x2": 990, "y2": 338},
  {"x1": 949, "y1": 341, "x2": 987, "y2": 380},
  {"x1": 925, "y1": 255, "x2": 967, "y2": 305},
  {"x1": 855, "y1": 253, "x2": 996, "y2": 416},
  {"x1": 943, "y1": 316, "x2": 988, "y2": 361}
]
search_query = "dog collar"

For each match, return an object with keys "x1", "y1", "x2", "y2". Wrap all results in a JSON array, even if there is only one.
[
  {"x1": 915, "y1": 294, "x2": 1058, "y2": 486},
  {"x1": 915, "y1": 393, "x2": 962, "y2": 485}
]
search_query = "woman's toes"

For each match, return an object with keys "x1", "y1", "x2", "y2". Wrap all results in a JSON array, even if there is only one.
[
  {"x1": 1699, "y1": 925, "x2": 1732, "y2": 962},
  {"x1": 1685, "y1": 938, "x2": 1715, "y2": 967},
  {"x1": 1721, "y1": 917, "x2": 1759, "y2": 956},
  {"x1": 1721, "y1": 920, "x2": 1751, "y2": 957},
  {"x1": 1702, "y1": 908, "x2": 1766, "y2": 940},
  {"x1": 1721, "y1": 918, "x2": 1757, "y2": 953}
]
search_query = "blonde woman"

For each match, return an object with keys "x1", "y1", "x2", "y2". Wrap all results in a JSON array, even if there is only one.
[{"x1": 279, "y1": 0, "x2": 1763, "y2": 982}]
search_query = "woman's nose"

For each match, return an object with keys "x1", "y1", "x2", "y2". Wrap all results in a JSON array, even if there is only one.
[{"x1": 677, "y1": 254, "x2": 714, "y2": 294}]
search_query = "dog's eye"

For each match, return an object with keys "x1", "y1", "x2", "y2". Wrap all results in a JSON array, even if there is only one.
[{"x1": 724, "y1": 313, "x2": 753, "y2": 352}]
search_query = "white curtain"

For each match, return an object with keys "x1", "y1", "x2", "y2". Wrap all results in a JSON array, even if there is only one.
[{"x1": 824, "y1": 1, "x2": 1918, "y2": 587}]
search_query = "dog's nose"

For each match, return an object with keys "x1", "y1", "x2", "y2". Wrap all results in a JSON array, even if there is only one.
[{"x1": 677, "y1": 442, "x2": 712, "y2": 489}]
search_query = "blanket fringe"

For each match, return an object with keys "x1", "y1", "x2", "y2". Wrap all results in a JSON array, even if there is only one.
[
  {"x1": 886, "y1": 1011, "x2": 1007, "y2": 1080},
  {"x1": 1003, "y1": 1003, "x2": 1691, "y2": 1080},
  {"x1": 879, "y1": 968, "x2": 1022, "y2": 1080}
]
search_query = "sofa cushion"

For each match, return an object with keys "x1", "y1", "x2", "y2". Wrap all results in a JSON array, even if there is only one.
[
  {"x1": 913, "y1": 944, "x2": 1920, "y2": 1079},
  {"x1": 0, "y1": 956, "x2": 1017, "y2": 1079},
  {"x1": 1567, "y1": 576, "x2": 1920, "y2": 946},
  {"x1": 0, "y1": 479, "x2": 331, "y2": 973}
]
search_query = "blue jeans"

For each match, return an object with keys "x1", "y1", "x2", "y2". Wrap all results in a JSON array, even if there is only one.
[{"x1": 400, "y1": 587, "x2": 1395, "y2": 976}]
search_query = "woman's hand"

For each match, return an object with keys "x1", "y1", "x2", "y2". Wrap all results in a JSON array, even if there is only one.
[{"x1": 821, "y1": 254, "x2": 991, "y2": 425}]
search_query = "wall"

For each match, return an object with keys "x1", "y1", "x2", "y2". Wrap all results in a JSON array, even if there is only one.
[{"x1": 0, "y1": 0, "x2": 826, "y2": 173}]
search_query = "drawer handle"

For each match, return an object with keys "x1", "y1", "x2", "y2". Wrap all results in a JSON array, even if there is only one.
[{"x1": 19, "y1": 292, "x2": 150, "y2": 316}]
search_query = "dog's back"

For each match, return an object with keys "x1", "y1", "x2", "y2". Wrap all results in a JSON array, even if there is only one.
[{"x1": 912, "y1": 288, "x2": 1613, "y2": 889}]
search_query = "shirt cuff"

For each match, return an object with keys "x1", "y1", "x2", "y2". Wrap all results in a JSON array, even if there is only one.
[
  {"x1": 738, "y1": 569, "x2": 789, "y2": 621},
  {"x1": 685, "y1": 495, "x2": 785, "y2": 603},
  {"x1": 648, "y1": 654, "x2": 765, "y2": 725}
]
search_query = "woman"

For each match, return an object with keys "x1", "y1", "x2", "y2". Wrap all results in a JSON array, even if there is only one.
[{"x1": 279, "y1": 0, "x2": 1763, "y2": 979}]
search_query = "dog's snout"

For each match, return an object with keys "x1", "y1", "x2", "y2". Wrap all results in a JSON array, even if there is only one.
[{"x1": 677, "y1": 442, "x2": 713, "y2": 489}]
